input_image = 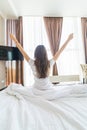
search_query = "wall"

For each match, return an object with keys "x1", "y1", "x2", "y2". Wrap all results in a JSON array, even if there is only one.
[
  {"x1": 0, "y1": 16, "x2": 6, "y2": 45},
  {"x1": 0, "y1": 16, "x2": 6, "y2": 89}
]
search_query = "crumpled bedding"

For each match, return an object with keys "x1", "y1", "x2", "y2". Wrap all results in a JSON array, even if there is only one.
[
  {"x1": 6, "y1": 83, "x2": 87, "y2": 100},
  {"x1": 0, "y1": 83, "x2": 87, "y2": 130}
]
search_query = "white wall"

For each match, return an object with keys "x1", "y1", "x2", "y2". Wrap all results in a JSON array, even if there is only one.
[
  {"x1": 0, "y1": 16, "x2": 6, "y2": 89},
  {"x1": 0, "y1": 16, "x2": 6, "y2": 45}
]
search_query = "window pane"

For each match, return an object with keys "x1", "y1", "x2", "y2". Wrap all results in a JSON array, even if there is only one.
[
  {"x1": 57, "y1": 17, "x2": 85, "y2": 75},
  {"x1": 23, "y1": 17, "x2": 85, "y2": 86},
  {"x1": 23, "y1": 17, "x2": 52, "y2": 86}
]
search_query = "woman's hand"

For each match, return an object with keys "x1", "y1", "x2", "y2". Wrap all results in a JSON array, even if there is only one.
[
  {"x1": 10, "y1": 34, "x2": 18, "y2": 44},
  {"x1": 10, "y1": 33, "x2": 30, "y2": 62},
  {"x1": 53, "y1": 33, "x2": 73, "y2": 61},
  {"x1": 67, "y1": 33, "x2": 73, "y2": 41}
]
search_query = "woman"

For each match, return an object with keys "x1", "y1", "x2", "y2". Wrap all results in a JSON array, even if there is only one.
[
  {"x1": 10, "y1": 33, "x2": 73, "y2": 89},
  {"x1": 1, "y1": 34, "x2": 87, "y2": 130}
]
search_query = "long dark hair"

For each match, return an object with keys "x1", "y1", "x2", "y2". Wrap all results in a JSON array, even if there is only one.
[{"x1": 34, "y1": 45, "x2": 50, "y2": 78}]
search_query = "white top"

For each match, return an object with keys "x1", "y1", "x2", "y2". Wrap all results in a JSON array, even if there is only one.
[
  {"x1": 28, "y1": 58, "x2": 55, "y2": 78},
  {"x1": 28, "y1": 59, "x2": 55, "y2": 89}
]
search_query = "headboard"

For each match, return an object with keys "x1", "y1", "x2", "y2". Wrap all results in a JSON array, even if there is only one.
[
  {"x1": 0, "y1": 45, "x2": 23, "y2": 60},
  {"x1": 50, "y1": 75, "x2": 80, "y2": 84}
]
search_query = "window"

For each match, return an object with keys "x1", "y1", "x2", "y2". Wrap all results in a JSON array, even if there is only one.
[
  {"x1": 23, "y1": 17, "x2": 52, "y2": 86},
  {"x1": 58, "y1": 17, "x2": 85, "y2": 75},
  {"x1": 23, "y1": 17, "x2": 85, "y2": 86}
]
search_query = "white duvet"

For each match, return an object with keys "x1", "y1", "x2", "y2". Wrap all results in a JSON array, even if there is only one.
[{"x1": 0, "y1": 82, "x2": 87, "y2": 130}]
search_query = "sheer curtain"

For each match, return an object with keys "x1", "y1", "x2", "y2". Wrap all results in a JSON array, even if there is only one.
[
  {"x1": 23, "y1": 17, "x2": 51, "y2": 86},
  {"x1": 58, "y1": 17, "x2": 85, "y2": 75},
  {"x1": 23, "y1": 17, "x2": 85, "y2": 86}
]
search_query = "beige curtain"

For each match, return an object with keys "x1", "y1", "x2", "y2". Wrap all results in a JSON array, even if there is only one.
[
  {"x1": 81, "y1": 17, "x2": 87, "y2": 63},
  {"x1": 43, "y1": 17, "x2": 63, "y2": 75},
  {"x1": 6, "y1": 16, "x2": 24, "y2": 86}
]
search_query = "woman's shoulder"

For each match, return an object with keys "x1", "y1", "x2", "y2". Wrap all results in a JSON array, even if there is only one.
[{"x1": 28, "y1": 59, "x2": 35, "y2": 65}]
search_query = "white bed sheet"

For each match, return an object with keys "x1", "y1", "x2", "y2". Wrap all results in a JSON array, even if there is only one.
[{"x1": 0, "y1": 83, "x2": 87, "y2": 130}]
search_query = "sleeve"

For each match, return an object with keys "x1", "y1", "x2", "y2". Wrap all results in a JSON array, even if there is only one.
[
  {"x1": 49, "y1": 59, "x2": 55, "y2": 67},
  {"x1": 28, "y1": 59, "x2": 34, "y2": 67}
]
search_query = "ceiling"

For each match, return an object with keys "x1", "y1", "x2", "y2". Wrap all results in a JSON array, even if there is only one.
[{"x1": 0, "y1": 0, "x2": 87, "y2": 18}]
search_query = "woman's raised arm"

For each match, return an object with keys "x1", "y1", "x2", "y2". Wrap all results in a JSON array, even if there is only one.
[
  {"x1": 53, "y1": 33, "x2": 73, "y2": 61},
  {"x1": 10, "y1": 34, "x2": 30, "y2": 62}
]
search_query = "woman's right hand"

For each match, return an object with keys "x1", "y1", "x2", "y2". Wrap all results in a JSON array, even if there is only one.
[
  {"x1": 10, "y1": 33, "x2": 30, "y2": 62},
  {"x1": 10, "y1": 34, "x2": 18, "y2": 44}
]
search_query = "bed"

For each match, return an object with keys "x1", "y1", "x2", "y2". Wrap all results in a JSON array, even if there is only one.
[
  {"x1": 0, "y1": 46, "x2": 87, "y2": 130},
  {"x1": 0, "y1": 74, "x2": 87, "y2": 130}
]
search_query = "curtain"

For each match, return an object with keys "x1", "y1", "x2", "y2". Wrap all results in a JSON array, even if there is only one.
[
  {"x1": 43, "y1": 17, "x2": 63, "y2": 75},
  {"x1": 81, "y1": 17, "x2": 87, "y2": 63},
  {"x1": 6, "y1": 16, "x2": 24, "y2": 86}
]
